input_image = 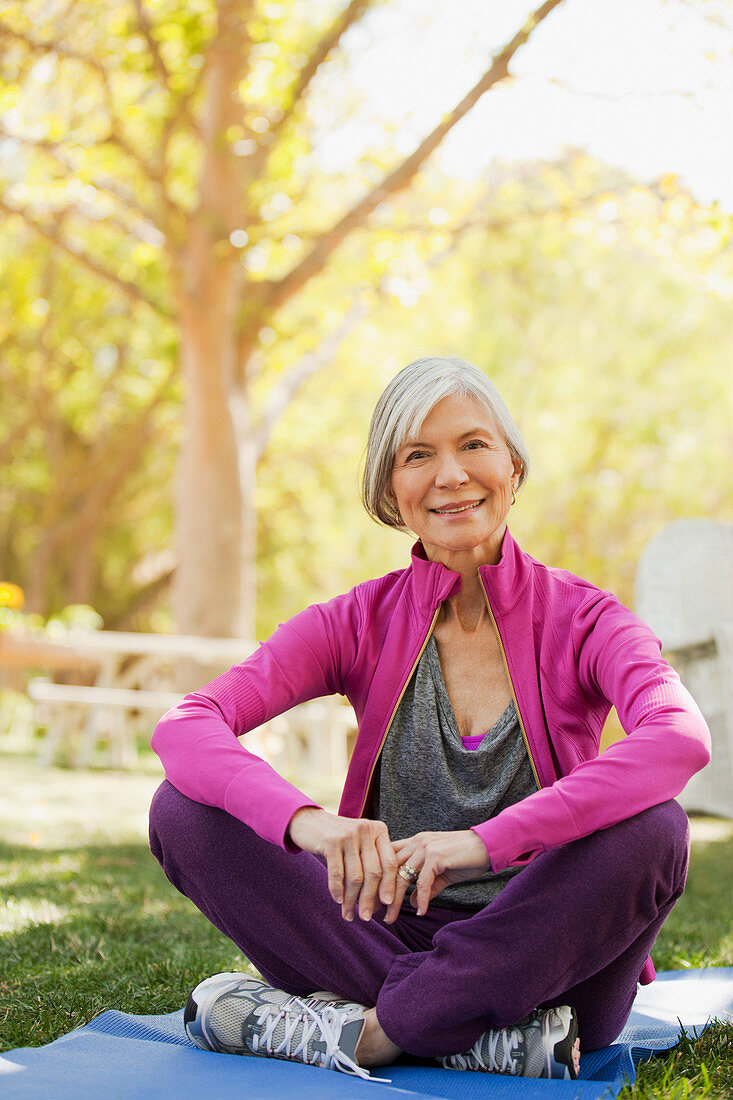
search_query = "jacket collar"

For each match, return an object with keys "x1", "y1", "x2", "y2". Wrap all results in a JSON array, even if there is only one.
[
  {"x1": 409, "y1": 528, "x2": 532, "y2": 617},
  {"x1": 408, "y1": 541, "x2": 461, "y2": 616}
]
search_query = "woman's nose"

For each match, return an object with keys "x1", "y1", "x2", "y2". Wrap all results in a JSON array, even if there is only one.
[{"x1": 434, "y1": 452, "x2": 469, "y2": 488}]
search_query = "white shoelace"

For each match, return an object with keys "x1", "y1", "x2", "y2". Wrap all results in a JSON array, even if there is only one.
[
  {"x1": 447, "y1": 1025, "x2": 522, "y2": 1074},
  {"x1": 250, "y1": 1001, "x2": 377, "y2": 1080}
]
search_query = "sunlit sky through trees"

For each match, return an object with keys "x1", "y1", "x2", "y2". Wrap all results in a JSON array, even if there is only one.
[{"x1": 315, "y1": 0, "x2": 733, "y2": 208}]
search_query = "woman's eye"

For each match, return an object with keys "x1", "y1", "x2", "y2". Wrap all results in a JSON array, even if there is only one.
[
  {"x1": 405, "y1": 450, "x2": 428, "y2": 462},
  {"x1": 465, "y1": 440, "x2": 487, "y2": 450}
]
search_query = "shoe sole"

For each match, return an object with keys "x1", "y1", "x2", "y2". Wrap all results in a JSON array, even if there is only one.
[{"x1": 544, "y1": 1005, "x2": 579, "y2": 1080}]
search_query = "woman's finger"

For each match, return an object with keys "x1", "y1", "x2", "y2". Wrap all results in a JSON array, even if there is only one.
[
  {"x1": 396, "y1": 842, "x2": 428, "y2": 915},
  {"x1": 384, "y1": 844, "x2": 424, "y2": 922},
  {"x1": 325, "y1": 845, "x2": 345, "y2": 907},
  {"x1": 341, "y1": 840, "x2": 364, "y2": 922},
  {"x1": 391, "y1": 836, "x2": 414, "y2": 861},
  {"x1": 375, "y1": 831, "x2": 399, "y2": 908},
  {"x1": 357, "y1": 840, "x2": 384, "y2": 921},
  {"x1": 414, "y1": 858, "x2": 436, "y2": 917},
  {"x1": 392, "y1": 837, "x2": 426, "y2": 870},
  {"x1": 384, "y1": 864, "x2": 411, "y2": 923}
]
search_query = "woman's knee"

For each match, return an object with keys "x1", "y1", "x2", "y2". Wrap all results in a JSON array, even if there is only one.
[
  {"x1": 150, "y1": 779, "x2": 196, "y2": 849},
  {"x1": 149, "y1": 779, "x2": 279, "y2": 871},
  {"x1": 636, "y1": 798, "x2": 689, "y2": 843},
  {"x1": 625, "y1": 800, "x2": 689, "y2": 877},
  {"x1": 604, "y1": 800, "x2": 690, "y2": 912},
  {"x1": 149, "y1": 780, "x2": 238, "y2": 870}
]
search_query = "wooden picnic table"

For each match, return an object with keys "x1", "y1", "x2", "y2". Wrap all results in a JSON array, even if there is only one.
[
  {"x1": 1, "y1": 628, "x2": 254, "y2": 768},
  {"x1": 0, "y1": 627, "x2": 253, "y2": 668},
  {"x1": 1, "y1": 628, "x2": 354, "y2": 776}
]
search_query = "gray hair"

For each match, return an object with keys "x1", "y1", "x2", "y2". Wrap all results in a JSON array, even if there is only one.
[{"x1": 362, "y1": 356, "x2": 530, "y2": 528}]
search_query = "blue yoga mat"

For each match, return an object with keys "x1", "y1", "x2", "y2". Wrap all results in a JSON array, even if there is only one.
[{"x1": 1, "y1": 969, "x2": 731, "y2": 1099}]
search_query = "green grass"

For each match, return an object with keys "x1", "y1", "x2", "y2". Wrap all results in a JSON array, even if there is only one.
[{"x1": 0, "y1": 744, "x2": 731, "y2": 1097}]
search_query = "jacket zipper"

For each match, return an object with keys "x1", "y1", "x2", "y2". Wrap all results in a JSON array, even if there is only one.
[
  {"x1": 478, "y1": 573, "x2": 542, "y2": 791},
  {"x1": 358, "y1": 605, "x2": 442, "y2": 817}
]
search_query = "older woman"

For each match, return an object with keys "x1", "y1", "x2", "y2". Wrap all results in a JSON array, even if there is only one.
[{"x1": 149, "y1": 357, "x2": 709, "y2": 1082}]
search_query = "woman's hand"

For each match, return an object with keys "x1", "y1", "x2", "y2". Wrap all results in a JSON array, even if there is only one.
[
  {"x1": 287, "y1": 807, "x2": 399, "y2": 922},
  {"x1": 386, "y1": 829, "x2": 491, "y2": 921}
]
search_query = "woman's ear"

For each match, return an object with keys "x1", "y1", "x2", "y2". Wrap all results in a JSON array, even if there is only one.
[
  {"x1": 384, "y1": 486, "x2": 404, "y2": 526},
  {"x1": 384, "y1": 473, "x2": 400, "y2": 508}
]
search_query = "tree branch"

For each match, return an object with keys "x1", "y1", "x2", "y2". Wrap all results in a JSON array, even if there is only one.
[
  {"x1": 1, "y1": 125, "x2": 165, "y2": 228},
  {"x1": 382, "y1": 177, "x2": 644, "y2": 241},
  {"x1": 106, "y1": 567, "x2": 174, "y2": 630},
  {"x1": 132, "y1": 0, "x2": 172, "y2": 89},
  {"x1": 166, "y1": 62, "x2": 206, "y2": 141},
  {"x1": 0, "y1": 21, "x2": 168, "y2": 194},
  {"x1": 103, "y1": 110, "x2": 159, "y2": 184},
  {"x1": 0, "y1": 22, "x2": 108, "y2": 75},
  {"x1": 255, "y1": 0, "x2": 565, "y2": 320},
  {"x1": 285, "y1": 0, "x2": 372, "y2": 122},
  {"x1": 30, "y1": 363, "x2": 177, "y2": 558},
  {"x1": 0, "y1": 198, "x2": 170, "y2": 315},
  {"x1": 84, "y1": 367, "x2": 177, "y2": 514},
  {"x1": 244, "y1": 0, "x2": 373, "y2": 186},
  {"x1": 251, "y1": 295, "x2": 370, "y2": 460},
  {"x1": 92, "y1": 63, "x2": 167, "y2": 189},
  {"x1": 131, "y1": 0, "x2": 203, "y2": 187},
  {"x1": 0, "y1": 407, "x2": 44, "y2": 466}
]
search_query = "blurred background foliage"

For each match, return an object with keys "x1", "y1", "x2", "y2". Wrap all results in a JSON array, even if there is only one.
[
  {"x1": 258, "y1": 155, "x2": 733, "y2": 630},
  {"x1": 0, "y1": 0, "x2": 731, "y2": 641}
]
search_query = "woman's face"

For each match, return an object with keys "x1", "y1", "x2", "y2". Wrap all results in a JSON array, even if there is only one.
[{"x1": 389, "y1": 393, "x2": 520, "y2": 566}]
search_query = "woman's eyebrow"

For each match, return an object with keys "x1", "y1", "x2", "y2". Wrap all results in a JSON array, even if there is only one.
[
  {"x1": 398, "y1": 426, "x2": 494, "y2": 450},
  {"x1": 395, "y1": 435, "x2": 431, "y2": 452},
  {"x1": 402, "y1": 424, "x2": 493, "y2": 442},
  {"x1": 458, "y1": 426, "x2": 494, "y2": 439}
]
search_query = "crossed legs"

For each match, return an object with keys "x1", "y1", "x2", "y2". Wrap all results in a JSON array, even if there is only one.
[{"x1": 149, "y1": 782, "x2": 689, "y2": 1057}]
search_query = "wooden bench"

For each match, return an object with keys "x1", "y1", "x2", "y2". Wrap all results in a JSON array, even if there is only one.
[
  {"x1": 27, "y1": 677, "x2": 356, "y2": 779},
  {"x1": 5, "y1": 628, "x2": 357, "y2": 778},
  {"x1": 28, "y1": 679, "x2": 183, "y2": 769},
  {"x1": 1, "y1": 629, "x2": 253, "y2": 768}
]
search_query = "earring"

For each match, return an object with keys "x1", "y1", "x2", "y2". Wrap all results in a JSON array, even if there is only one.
[{"x1": 511, "y1": 483, "x2": 517, "y2": 506}]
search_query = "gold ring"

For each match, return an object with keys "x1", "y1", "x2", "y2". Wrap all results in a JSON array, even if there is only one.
[{"x1": 398, "y1": 862, "x2": 419, "y2": 884}]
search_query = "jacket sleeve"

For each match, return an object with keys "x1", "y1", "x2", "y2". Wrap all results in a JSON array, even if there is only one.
[
  {"x1": 151, "y1": 592, "x2": 362, "y2": 850},
  {"x1": 472, "y1": 594, "x2": 711, "y2": 871}
]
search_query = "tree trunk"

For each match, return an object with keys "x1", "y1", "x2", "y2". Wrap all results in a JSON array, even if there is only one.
[
  {"x1": 172, "y1": 276, "x2": 245, "y2": 638},
  {"x1": 24, "y1": 540, "x2": 53, "y2": 616},
  {"x1": 230, "y1": 385, "x2": 258, "y2": 639},
  {"x1": 170, "y1": 0, "x2": 255, "y2": 640},
  {"x1": 67, "y1": 520, "x2": 97, "y2": 607}
]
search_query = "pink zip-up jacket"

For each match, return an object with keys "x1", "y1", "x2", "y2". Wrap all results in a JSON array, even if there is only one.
[{"x1": 153, "y1": 531, "x2": 710, "y2": 875}]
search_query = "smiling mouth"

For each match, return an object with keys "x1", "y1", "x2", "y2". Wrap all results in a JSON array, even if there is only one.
[{"x1": 430, "y1": 499, "x2": 484, "y2": 515}]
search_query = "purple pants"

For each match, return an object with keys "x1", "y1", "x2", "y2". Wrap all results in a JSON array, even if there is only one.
[{"x1": 149, "y1": 783, "x2": 689, "y2": 1057}]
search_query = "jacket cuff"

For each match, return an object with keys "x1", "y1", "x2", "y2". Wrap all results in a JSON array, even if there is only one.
[
  {"x1": 471, "y1": 794, "x2": 579, "y2": 871},
  {"x1": 223, "y1": 770, "x2": 321, "y2": 851}
]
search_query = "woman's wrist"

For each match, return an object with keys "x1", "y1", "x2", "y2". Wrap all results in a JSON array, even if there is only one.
[{"x1": 287, "y1": 805, "x2": 328, "y2": 849}]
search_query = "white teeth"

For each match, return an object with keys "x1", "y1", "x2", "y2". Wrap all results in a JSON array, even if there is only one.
[{"x1": 434, "y1": 500, "x2": 482, "y2": 514}]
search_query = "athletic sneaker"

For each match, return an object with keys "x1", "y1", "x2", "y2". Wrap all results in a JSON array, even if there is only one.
[
  {"x1": 184, "y1": 972, "x2": 372, "y2": 1079},
  {"x1": 440, "y1": 1005, "x2": 580, "y2": 1079},
  {"x1": 307, "y1": 990, "x2": 369, "y2": 1020}
]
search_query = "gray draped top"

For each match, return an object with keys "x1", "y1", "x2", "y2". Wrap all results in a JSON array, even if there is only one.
[{"x1": 374, "y1": 636, "x2": 538, "y2": 908}]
